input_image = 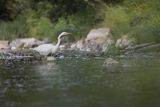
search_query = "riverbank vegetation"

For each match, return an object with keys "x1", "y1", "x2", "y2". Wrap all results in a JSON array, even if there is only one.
[{"x1": 0, "y1": 0, "x2": 160, "y2": 43}]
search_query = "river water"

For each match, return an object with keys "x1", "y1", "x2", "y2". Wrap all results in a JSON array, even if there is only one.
[{"x1": 0, "y1": 53, "x2": 160, "y2": 107}]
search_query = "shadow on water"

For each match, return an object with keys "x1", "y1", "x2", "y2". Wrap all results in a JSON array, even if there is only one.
[{"x1": 0, "y1": 53, "x2": 160, "y2": 107}]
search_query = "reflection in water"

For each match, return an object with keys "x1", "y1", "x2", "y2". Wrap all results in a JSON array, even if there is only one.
[
  {"x1": 35, "y1": 62, "x2": 58, "y2": 76},
  {"x1": 0, "y1": 54, "x2": 160, "y2": 107}
]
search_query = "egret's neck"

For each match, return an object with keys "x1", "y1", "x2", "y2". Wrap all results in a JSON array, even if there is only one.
[{"x1": 55, "y1": 36, "x2": 61, "y2": 49}]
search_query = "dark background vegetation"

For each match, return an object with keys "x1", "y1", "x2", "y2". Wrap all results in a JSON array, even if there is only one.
[{"x1": 0, "y1": 0, "x2": 160, "y2": 43}]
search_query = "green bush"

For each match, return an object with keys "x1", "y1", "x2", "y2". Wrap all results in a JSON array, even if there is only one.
[
  {"x1": 66, "y1": 11, "x2": 95, "y2": 39},
  {"x1": 101, "y1": 0, "x2": 160, "y2": 43},
  {"x1": 45, "y1": 10, "x2": 95, "y2": 40},
  {"x1": 0, "y1": 0, "x2": 160, "y2": 44},
  {"x1": 103, "y1": 6, "x2": 132, "y2": 38},
  {"x1": 27, "y1": 16, "x2": 55, "y2": 40},
  {"x1": 0, "y1": 16, "x2": 28, "y2": 40}
]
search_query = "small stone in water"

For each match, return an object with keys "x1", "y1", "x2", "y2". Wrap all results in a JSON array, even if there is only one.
[
  {"x1": 103, "y1": 58, "x2": 119, "y2": 66},
  {"x1": 47, "y1": 56, "x2": 56, "y2": 61},
  {"x1": 59, "y1": 55, "x2": 64, "y2": 59}
]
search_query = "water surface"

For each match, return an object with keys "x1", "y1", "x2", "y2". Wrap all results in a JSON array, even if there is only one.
[{"x1": 0, "y1": 53, "x2": 160, "y2": 107}]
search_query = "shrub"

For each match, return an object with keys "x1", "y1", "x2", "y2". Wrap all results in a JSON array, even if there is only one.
[
  {"x1": 101, "y1": 0, "x2": 160, "y2": 43},
  {"x1": 0, "y1": 16, "x2": 28, "y2": 40}
]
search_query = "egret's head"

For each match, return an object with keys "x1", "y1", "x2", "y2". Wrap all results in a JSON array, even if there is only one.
[
  {"x1": 59, "y1": 32, "x2": 71, "y2": 38},
  {"x1": 61, "y1": 32, "x2": 71, "y2": 35}
]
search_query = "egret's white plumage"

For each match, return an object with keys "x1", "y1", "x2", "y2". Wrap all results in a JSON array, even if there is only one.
[{"x1": 33, "y1": 32, "x2": 70, "y2": 56}]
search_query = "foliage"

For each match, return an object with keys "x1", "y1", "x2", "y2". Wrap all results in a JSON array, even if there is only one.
[
  {"x1": 103, "y1": 6, "x2": 132, "y2": 38},
  {"x1": 0, "y1": 16, "x2": 28, "y2": 40},
  {"x1": 0, "y1": 0, "x2": 160, "y2": 43},
  {"x1": 26, "y1": 11, "x2": 55, "y2": 40},
  {"x1": 102, "y1": 0, "x2": 160, "y2": 43}
]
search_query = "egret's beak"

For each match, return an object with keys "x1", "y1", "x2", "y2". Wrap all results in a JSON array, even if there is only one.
[{"x1": 66, "y1": 33, "x2": 72, "y2": 35}]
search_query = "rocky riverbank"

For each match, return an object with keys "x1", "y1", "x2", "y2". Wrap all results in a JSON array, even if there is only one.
[{"x1": 0, "y1": 27, "x2": 160, "y2": 62}]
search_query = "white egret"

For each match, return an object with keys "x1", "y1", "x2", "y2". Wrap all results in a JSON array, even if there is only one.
[{"x1": 33, "y1": 32, "x2": 71, "y2": 56}]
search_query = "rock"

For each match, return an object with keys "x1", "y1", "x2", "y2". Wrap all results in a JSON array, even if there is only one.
[
  {"x1": 11, "y1": 47, "x2": 17, "y2": 50},
  {"x1": 69, "y1": 28, "x2": 115, "y2": 53},
  {"x1": 70, "y1": 39, "x2": 86, "y2": 51},
  {"x1": 42, "y1": 37, "x2": 52, "y2": 44},
  {"x1": 69, "y1": 39, "x2": 90, "y2": 51},
  {"x1": 47, "y1": 56, "x2": 56, "y2": 61},
  {"x1": 70, "y1": 42, "x2": 77, "y2": 50},
  {"x1": 115, "y1": 35, "x2": 135, "y2": 49},
  {"x1": 76, "y1": 39, "x2": 85, "y2": 50},
  {"x1": 59, "y1": 43, "x2": 71, "y2": 51},
  {"x1": 86, "y1": 28, "x2": 111, "y2": 43},
  {"x1": 59, "y1": 45, "x2": 66, "y2": 50},
  {"x1": 10, "y1": 40, "x2": 24, "y2": 50},
  {"x1": 59, "y1": 55, "x2": 64, "y2": 59},
  {"x1": 100, "y1": 37, "x2": 115, "y2": 52},
  {"x1": 103, "y1": 58, "x2": 119, "y2": 66},
  {"x1": 85, "y1": 28, "x2": 114, "y2": 52},
  {"x1": 10, "y1": 38, "x2": 42, "y2": 49},
  {"x1": 0, "y1": 41, "x2": 9, "y2": 49}
]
